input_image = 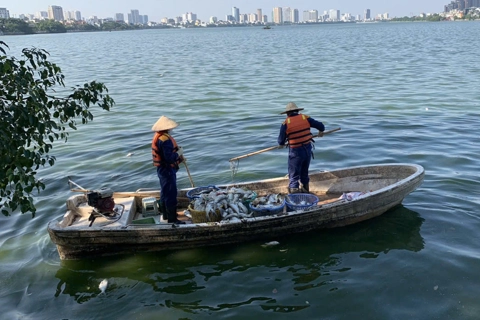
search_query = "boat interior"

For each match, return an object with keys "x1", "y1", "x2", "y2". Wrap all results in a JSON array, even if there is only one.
[{"x1": 57, "y1": 165, "x2": 419, "y2": 229}]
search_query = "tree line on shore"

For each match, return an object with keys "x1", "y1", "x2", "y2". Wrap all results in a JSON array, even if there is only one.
[{"x1": 0, "y1": 18, "x2": 150, "y2": 35}]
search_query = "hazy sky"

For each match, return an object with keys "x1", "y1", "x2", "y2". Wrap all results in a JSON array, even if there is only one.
[{"x1": 4, "y1": 0, "x2": 445, "y2": 21}]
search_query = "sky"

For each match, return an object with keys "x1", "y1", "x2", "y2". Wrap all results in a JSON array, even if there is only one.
[{"x1": 4, "y1": 0, "x2": 445, "y2": 21}]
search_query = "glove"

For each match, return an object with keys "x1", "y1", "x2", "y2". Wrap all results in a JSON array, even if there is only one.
[
  {"x1": 279, "y1": 145, "x2": 287, "y2": 149},
  {"x1": 176, "y1": 146, "x2": 184, "y2": 156}
]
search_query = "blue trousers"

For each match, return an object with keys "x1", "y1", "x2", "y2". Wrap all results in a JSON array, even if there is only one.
[
  {"x1": 157, "y1": 166, "x2": 177, "y2": 208},
  {"x1": 288, "y1": 144, "x2": 312, "y2": 188}
]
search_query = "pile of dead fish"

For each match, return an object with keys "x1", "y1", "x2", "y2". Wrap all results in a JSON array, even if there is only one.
[
  {"x1": 250, "y1": 194, "x2": 285, "y2": 212},
  {"x1": 186, "y1": 187, "x2": 283, "y2": 222}
]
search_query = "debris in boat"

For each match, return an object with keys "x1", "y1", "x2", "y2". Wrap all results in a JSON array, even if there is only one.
[
  {"x1": 262, "y1": 241, "x2": 280, "y2": 248},
  {"x1": 339, "y1": 192, "x2": 365, "y2": 201},
  {"x1": 99, "y1": 279, "x2": 108, "y2": 294},
  {"x1": 126, "y1": 153, "x2": 134, "y2": 157}
]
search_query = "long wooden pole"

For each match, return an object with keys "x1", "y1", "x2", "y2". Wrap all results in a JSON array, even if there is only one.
[
  {"x1": 229, "y1": 127, "x2": 341, "y2": 162},
  {"x1": 183, "y1": 160, "x2": 195, "y2": 188}
]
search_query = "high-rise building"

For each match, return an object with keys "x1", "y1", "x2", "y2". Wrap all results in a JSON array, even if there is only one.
[
  {"x1": 114, "y1": 13, "x2": 124, "y2": 22},
  {"x1": 239, "y1": 14, "x2": 248, "y2": 23},
  {"x1": 283, "y1": 7, "x2": 292, "y2": 22},
  {"x1": 35, "y1": 11, "x2": 48, "y2": 19},
  {"x1": 272, "y1": 7, "x2": 283, "y2": 23},
  {"x1": 232, "y1": 7, "x2": 240, "y2": 22},
  {"x1": 130, "y1": 9, "x2": 140, "y2": 24},
  {"x1": 182, "y1": 12, "x2": 197, "y2": 23},
  {"x1": 303, "y1": 10, "x2": 318, "y2": 22},
  {"x1": 329, "y1": 9, "x2": 340, "y2": 21},
  {"x1": 74, "y1": 10, "x2": 82, "y2": 21},
  {"x1": 48, "y1": 5, "x2": 64, "y2": 21},
  {"x1": 0, "y1": 7, "x2": 10, "y2": 19},
  {"x1": 365, "y1": 9, "x2": 371, "y2": 20},
  {"x1": 257, "y1": 9, "x2": 263, "y2": 22},
  {"x1": 64, "y1": 10, "x2": 81, "y2": 21},
  {"x1": 292, "y1": 9, "x2": 299, "y2": 23},
  {"x1": 64, "y1": 10, "x2": 73, "y2": 20}
]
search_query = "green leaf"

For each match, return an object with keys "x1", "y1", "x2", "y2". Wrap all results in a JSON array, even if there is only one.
[{"x1": 0, "y1": 40, "x2": 114, "y2": 216}]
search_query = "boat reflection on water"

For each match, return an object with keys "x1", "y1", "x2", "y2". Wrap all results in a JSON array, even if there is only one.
[{"x1": 54, "y1": 205, "x2": 424, "y2": 310}]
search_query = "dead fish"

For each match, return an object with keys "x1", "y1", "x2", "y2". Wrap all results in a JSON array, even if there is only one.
[
  {"x1": 126, "y1": 153, "x2": 134, "y2": 157},
  {"x1": 262, "y1": 241, "x2": 280, "y2": 248},
  {"x1": 99, "y1": 279, "x2": 108, "y2": 294}
]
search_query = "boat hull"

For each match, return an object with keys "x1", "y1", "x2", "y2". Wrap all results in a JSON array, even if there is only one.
[{"x1": 48, "y1": 163, "x2": 424, "y2": 260}]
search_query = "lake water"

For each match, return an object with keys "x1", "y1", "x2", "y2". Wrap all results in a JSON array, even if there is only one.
[{"x1": 1, "y1": 21, "x2": 480, "y2": 319}]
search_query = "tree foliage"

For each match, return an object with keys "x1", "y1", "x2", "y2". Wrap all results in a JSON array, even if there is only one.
[
  {"x1": 0, "y1": 41, "x2": 115, "y2": 216},
  {"x1": 34, "y1": 20, "x2": 67, "y2": 33},
  {"x1": 0, "y1": 18, "x2": 34, "y2": 34},
  {"x1": 391, "y1": 14, "x2": 445, "y2": 22}
]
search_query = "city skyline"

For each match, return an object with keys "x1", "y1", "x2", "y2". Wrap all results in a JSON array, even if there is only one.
[{"x1": 3, "y1": 0, "x2": 443, "y2": 22}]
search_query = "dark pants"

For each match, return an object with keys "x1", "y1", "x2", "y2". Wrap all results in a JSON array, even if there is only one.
[
  {"x1": 157, "y1": 166, "x2": 177, "y2": 208},
  {"x1": 288, "y1": 144, "x2": 312, "y2": 188}
]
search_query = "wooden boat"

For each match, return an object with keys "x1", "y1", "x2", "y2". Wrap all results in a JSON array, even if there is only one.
[{"x1": 47, "y1": 163, "x2": 424, "y2": 260}]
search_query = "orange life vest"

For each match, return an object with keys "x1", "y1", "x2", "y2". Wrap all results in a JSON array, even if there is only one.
[
  {"x1": 285, "y1": 114, "x2": 313, "y2": 148},
  {"x1": 152, "y1": 132, "x2": 180, "y2": 167}
]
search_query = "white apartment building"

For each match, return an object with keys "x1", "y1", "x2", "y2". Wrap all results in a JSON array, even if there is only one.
[
  {"x1": 74, "y1": 11, "x2": 82, "y2": 21},
  {"x1": 48, "y1": 5, "x2": 64, "y2": 21},
  {"x1": 283, "y1": 7, "x2": 292, "y2": 22},
  {"x1": 292, "y1": 9, "x2": 299, "y2": 23},
  {"x1": 0, "y1": 7, "x2": 10, "y2": 19},
  {"x1": 182, "y1": 12, "x2": 197, "y2": 23},
  {"x1": 257, "y1": 9, "x2": 263, "y2": 22},
  {"x1": 114, "y1": 13, "x2": 124, "y2": 22},
  {"x1": 239, "y1": 14, "x2": 248, "y2": 23},
  {"x1": 272, "y1": 7, "x2": 283, "y2": 23},
  {"x1": 128, "y1": 9, "x2": 140, "y2": 24},
  {"x1": 329, "y1": 9, "x2": 340, "y2": 21},
  {"x1": 64, "y1": 10, "x2": 82, "y2": 21},
  {"x1": 232, "y1": 7, "x2": 239, "y2": 22},
  {"x1": 35, "y1": 11, "x2": 48, "y2": 19},
  {"x1": 303, "y1": 10, "x2": 318, "y2": 22}
]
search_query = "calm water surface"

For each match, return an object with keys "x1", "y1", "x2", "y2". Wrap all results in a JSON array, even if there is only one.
[{"x1": 1, "y1": 22, "x2": 480, "y2": 319}]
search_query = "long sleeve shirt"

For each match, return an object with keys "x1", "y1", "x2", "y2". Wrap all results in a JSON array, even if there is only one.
[{"x1": 278, "y1": 113, "x2": 325, "y2": 146}]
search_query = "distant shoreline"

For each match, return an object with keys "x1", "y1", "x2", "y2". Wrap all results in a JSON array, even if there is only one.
[{"x1": 2, "y1": 19, "x2": 478, "y2": 37}]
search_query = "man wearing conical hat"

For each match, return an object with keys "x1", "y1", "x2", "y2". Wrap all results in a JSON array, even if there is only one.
[
  {"x1": 278, "y1": 102, "x2": 325, "y2": 194},
  {"x1": 151, "y1": 116, "x2": 185, "y2": 224}
]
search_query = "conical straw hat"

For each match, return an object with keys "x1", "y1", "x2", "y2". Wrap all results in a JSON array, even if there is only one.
[
  {"x1": 280, "y1": 102, "x2": 304, "y2": 114},
  {"x1": 151, "y1": 116, "x2": 179, "y2": 131}
]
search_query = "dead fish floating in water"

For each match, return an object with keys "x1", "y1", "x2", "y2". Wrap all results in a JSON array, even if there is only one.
[
  {"x1": 99, "y1": 279, "x2": 108, "y2": 294},
  {"x1": 262, "y1": 241, "x2": 280, "y2": 248},
  {"x1": 126, "y1": 153, "x2": 134, "y2": 157}
]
